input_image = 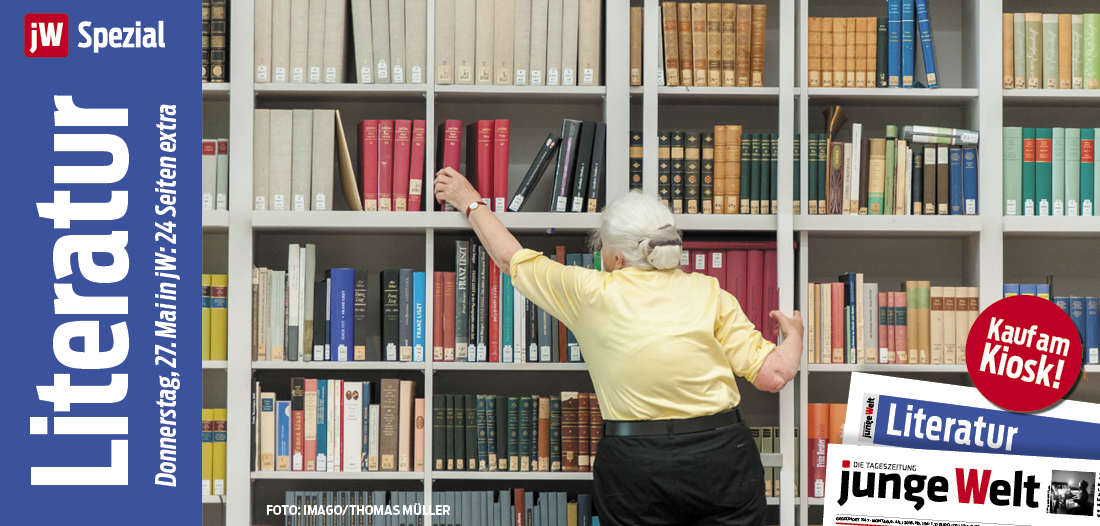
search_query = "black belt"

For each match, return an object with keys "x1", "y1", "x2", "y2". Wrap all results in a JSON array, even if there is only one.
[{"x1": 603, "y1": 408, "x2": 743, "y2": 437}]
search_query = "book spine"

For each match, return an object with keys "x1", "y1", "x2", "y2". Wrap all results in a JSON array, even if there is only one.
[
  {"x1": 276, "y1": 400, "x2": 290, "y2": 470},
  {"x1": 702, "y1": 132, "x2": 714, "y2": 213},
  {"x1": 571, "y1": 122, "x2": 596, "y2": 212},
  {"x1": 672, "y1": 130, "x2": 686, "y2": 213},
  {"x1": 658, "y1": 131, "x2": 671, "y2": 206},
  {"x1": 493, "y1": 119, "x2": 511, "y2": 211},
  {"x1": 1060, "y1": 14, "x2": 1072, "y2": 88},
  {"x1": 587, "y1": 122, "x2": 607, "y2": 212},
  {"x1": 949, "y1": 147, "x2": 963, "y2": 215},
  {"x1": 705, "y1": 3, "x2": 721, "y2": 86},
  {"x1": 914, "y1": 0, "x2": 936, "y2": 87},
  {"x1": 1086, "y1": 15, "x2": 1100, "y2": 89},
  {"x1": 678, "y1": 2, "x2": 693, "y2": 86},
  {"x1": 661, "y1": 1, "x2": 681, "y2": 86},
  {"x1": 443, "y1": 272, "x2": 456, "y2": 361},
  {"x1": 1043, "y1": 14, "x2": 1058, "y2": 89},
  {"x1": 963, "y1": 146, "x2": 978, "y2": 215},
  {"x1": 508, "y1": 134, "x2": 560, "y2": 212},
  {"x1": 1003, "y1": 13, "x2": 1014, "y2": 89},
  {"x1": 833, "y1": 18, "x2": 847, "y2": 90},
  {"x1": 454, "y1": 241, "x2": 469, "y2": 360},
  {"x1": 721, "y1": 4, "x2": 737, "y2": 86},
  {"x1": 1083, "y1": 129, "x2": 1096, "y2": 216},
  {"x1": 630, "y1": 7, "x2": 643, "y2": 86},
  {"x1": 1014, "y1": 14, "x2": 1026, "y2": 88},
  {"x1": 1003, "y1": 127, "x2": 1022, "y2": 215},
  {"x1": 1023, "y1": 127, "x2": 1036, "y2": 215},
  {"x1": 691, "y1": 2, "x2": 707, "y2": 87},
  {"x1": 887, "y1": 0, "x2": 900, "y2": 87},
  {"x1": 489, "y1": 262, "x2": 500, "y2": 362},
  {"x1": 413, "y1": 272, "x2": 426, "y2": 362},
  {"x1": 408, "y1": 120, "x2": 427, "y2": 212},
  {"x1": 315, "y1": 381, "x2": 327, "y2": 471},
  {"x1": 1025, "y1": 13, "x2": 1042, "y2": 89},
  {"x1": 359, "y1": 120, "x2": 379, "y2": 211},
  {"x1": 1087, "y1": 297, "x2": 1099, "y2": 364},
  {"x1": 726, "y1": 126, "x2": 742, "y2": 214},
  {"x1": 750, "y1": 5, "x2": 766, "y2": 87},
  {"x1": 685, "y1": 132, "x2": 702, "y2": 213},
  {"x1": 392, "y1": 120, "x2": 413, "y2": 211},
  {"x1": 1053, "y1": 128, "x2": 1065, "y2": 216},
  {"x1": 735, "y1": 4, "x2": 751, "y2": 86}
]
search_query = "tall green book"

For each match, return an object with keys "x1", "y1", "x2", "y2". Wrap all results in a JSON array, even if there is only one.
[
  {"x1": 806, "y1": 134, "x2": 817, "y2": 214},
  {"x1": 740, "y1": 134, "x2": 752, "y2": 214},
  {"x1": 1013, "y1": 14, "x2": 1025, "y2": 88},
  {"x1": 1003, "y1": 127, "x2": 1023, "y2": 216},
  {"x1": 1025, "y1": 13, "x2": 1042, "y2": 89},
  {"x1": 758, "y1": 133, "x2": 770, "y2": 214},
  {"x1": 770, "y1": 134, "x2": 779, "y2": 214},
  {"x1": 1085, "y1": 14, "x2": 1100, "y2": 89},
  {"x1": 1042, "y1": 14, "x2": 1058, "y2": 89},
  {"x1": 1023, "y1": 128, "x2": 1037, "y2": 216},
  {"x1": 793, "y1": 134, "x2": 801, "y2": 214},
  {"x1": 884, "y1": 126, "x2": 898, "y2": 216},
  {"x1": 1065, "y1": 129, "x2": 1081, "y2": 217},
  {"x1": 1067, "y1": 129, "x2": 1082, "y2": 216},
  {"x1": 1083, "y1": 128, "x2": 1096, "y2": 216},
  {"x1": 750, "y1": 134, "x2": 762, "y2": 214},
  {"x1": 1053, "y1": 128, "x2": 1065, "y2": 215},
  {"x1": 1072, "y1": 15, "x2": 1083, "y2": 89},
  {"x1": 1036, "y1": 128, "x2": 1053, "y2": 216}
]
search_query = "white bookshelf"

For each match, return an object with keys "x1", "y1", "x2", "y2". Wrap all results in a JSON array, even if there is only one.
[
  {"x1": 202, "y1": 495, "x2": 226, "y2": 505},
  {"x1": 202, "y1": 360, "x2": 229, "y2": 370},
  {"x1": 201, "y1": 1, "x2": 1100, "y2": 525}
]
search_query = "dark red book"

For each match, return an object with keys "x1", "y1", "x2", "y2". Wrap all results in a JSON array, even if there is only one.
[
  {"x1": 726, "y1": 250, "x2": 748, "y2": 303},
  {"x1": 443, "y1": 272, "x2": 456, "y2": 362},
  {"x1": 493, "y1": 119, "x2": 511, "y2": 211},
  {"x1": 378, "y1": 120, "x2": 395, "y2": 211},
  {"x1": 589, "y1": 394, "x2": 602, "y2": 468},
  {"x1": 555, "y1": 246, "x2": 567, "y2": 362},
  {"x1": 408, "y1": 120, "x2": 427, "y2": 212},
  {"x1": 392, "y1": 119, "x2": 413, "y2": 211},
  {"x1": 436, "y1": 120, "x2": 462, "y2": 211},
  {"x1": 763, "y1": 249, "x2": 778, "y2": 342},
  {"x1": 514, "y1": 488, "x2": 525, "y2": 526},
  {"x1": 707, "y1": 250, "x2": 726, "y2": 291},
  {"x1": 488, "y1": 259, "x2": 500, "y2": 362},
  {"x1": 745, "y1": 249, "x2": 764, "y2": 329},
  {"x1": 577, "y1": 393, "x2": 590, "y2": 472},
  {"x1": 433, "y1": 271, "x2": 444, "y2": 361},
  {"x1": 290, "y1": 377, "x2": 305, "y2": 471},
  {"x1": 560, "y1": 392, "x2": 579, "y2": 472},
  {"x1": 465, "y1": 120, "x2": 494, "y2": 207},
  {"x1": 690, "y1": 249, "x2": 706, "y2": 275},
  {"x1": 358, "y1": 120, "x2": 379, "y2": 211}
]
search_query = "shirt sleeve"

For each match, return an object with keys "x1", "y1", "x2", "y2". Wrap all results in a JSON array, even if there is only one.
[
  {"x1": 508, "y1": 248, "x2": 597, "y2": 328},
  {"x1": 715, "y1": 289, "x2": 776, "y2": 383}
]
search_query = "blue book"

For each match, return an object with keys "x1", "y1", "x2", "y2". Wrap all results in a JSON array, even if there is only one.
[
  {"x1": 914, "y1": 0, "x2": 938, "y2": 87},
  {"x1": 1087, "y1": 297, "x2": 1099, "y2": 365},
  {"x1": 502, "y1": 274, "x2": 513, "y2": 363},
  {"x1": 1003, "y1": 283, "x2": 1020, "y2": 297},
  {"x1": 1036, "y1": 284, "x2": 1051, "y2": 300},
  {"x1": 578, "y1": 494, "x2": 592, "y2": 526},
  {"x1": 592, "y1": 518, "x2": 600, "y2": 526},
  {"x1": 413, "y1": 272, "x2": 426, "y2": 362},
  {"x1": 277, "y1": 400, "x2": 291, "y2": 470},
  {"x1": 962, "y1": 146, "x2": 978, "y2": 214},
  {"x1": 1071, "y1": 297, "x2": 1087, "y2": 361},
  {"x1": 328, "y1": 268, "x2": 355, "y2": 361},
  {"x1": 900, "y1": 0, "x2": 915, "y2": 88},
  {"x1": 949, "y1": 147, "x2": 963, "y2": 214},
  {"x1": 1054, "y1": 296, "x2": 1070, "y2": 315},
  {"x1": 316, "y1": 380, "x2": 328, "y2": 471},
  {"x1": 1019, "y1": 284, "x2": 1038, "y2": 296},
  {"x1": 360, "y1": 381, "x2": 371, "y2": 471},
  {"x1": 887, "y1": 0, "x2": 901, "y2": 87}
]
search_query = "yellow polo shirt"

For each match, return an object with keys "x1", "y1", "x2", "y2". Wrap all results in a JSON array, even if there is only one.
[{"x1": 509, "y1": 248, "x2": 775, "y2": 421}]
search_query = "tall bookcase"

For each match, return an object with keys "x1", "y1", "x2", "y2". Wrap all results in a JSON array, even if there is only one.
[{"x1": 200, "y1": 0, "x2": 1100, "y2": 525}]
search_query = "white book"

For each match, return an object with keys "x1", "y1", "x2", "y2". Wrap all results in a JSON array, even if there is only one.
[
  {"x1": 326, "y1": 379, "x2": 336, "y2": 471},
  {"x1": 855, "y1": 273, "x2": 864, "y2": 364},
  {"x1": 371, "y1": 0, "x2": 392, "y2": 83},
  {"x1": 494, "y1": 0, "x2": 515, "y2": 85},
  {"x1": 268, "y1": 110, "x2": 294, "y2": 210},
  {"x1": 560, "y1": 0, "x2": 579, "y2": 86},
  {"x1": 271, "y1": 0, "x2": 291, "y2": 82},
  {"x1": 849, "y1": 123, "x2": 862, "y2": 214},
  {"x1": 311, "y1": 109, "x2": 335, "y2": 210},
  {"x1": 406, "y1": 0, "x2": 427, "y2": 83},
  {"x1": 368, "y1": 404, "x2": 381, "y2": 470},
  {"x1": 454, "y1": 0, "x2": 476, "y2": 84},
  {"x1": 255, "y1": 0, "x2": 273, "y2": 82},
  {"x1": 343, "y1": 382, "x2": 363, "y2": 472},
  {"x1": 215, "y1": 139, "x2": 229, "y2": 210},
  {"x1": 576, "y1": 0, "x2": 600, "y2": 85},
  {"x1": 864, "y1": 282, "x2": 879, "y2": 364},
  {"x1": 291, "y1": 109, "x2": 313, "y2": 211},
  {"x1": 841, "y1": 143, "x2": 852, "y2": 215},
  {"x1": 332, "y1": 380, "x2": 342, "y2": 471},
  {"x1": 289, "y1": 0, "x2": 309, "y2": 82},
  {"x1": 656, "y1": 27, "x2": 666, "y2": 85},
  {"x1": 435, "y1": 0, "x2": 455, "y2": 84},
  {"x1": 905, "y1": 144, "x2": 913, "y2": 215},
  {"x1": 323, "y1": 0, "x2": 348, "y2": 82},
  {"x1": 528, "y1": 0, "x2": 549, "y2": 85},
  {"x1": 259, "y1": 392, "x2": 276, "y2": 470},
  {"x1": 389, "y1": 0, "x2": 407, "y2": 83},
  {"x1": 545, "y1": 0, "x2": 562, "y2": 85},
  {"x1": 350, "y1": 0, "x2": 374, "y2": 83},
  {"x1": 253, "y1": 110, "x2": 271, "y2": 210},
  {"x1": 896, "y1": 141, "x2": 908, "y2": 215},
  {"x1": 475, "y1": 0, "x2": 495, "y2": 84},
  {"x1": 308, "y1": 0, "x2": 329, "y2": 82},
  {"x1": 513, "y1": 0, "x2": 531, "y2": 85},
  {"x1": 298, "y1": 246, "x2": 309, "y2": 361},
  {"x1": 201, "y1": 139, "x2": 217, "y2": 210},
  {"x1": 286, "y1": 244, "x2": 301, "y2": 361},
  {"x1": 820, "y1": 283, "x2": 831, "y2": 364}
]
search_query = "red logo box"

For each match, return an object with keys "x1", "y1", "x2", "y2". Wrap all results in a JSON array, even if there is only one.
[{"x1": 25, "y1": 14, "x2": 69, "y2": 58}]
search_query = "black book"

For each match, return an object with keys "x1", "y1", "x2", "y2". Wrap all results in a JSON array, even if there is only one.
[
  {"x1": 477, "y1": 395, "x2": 488, "y2": 471},
  {"x1": 876, "y1": 17, "x2": 888, "y2": 87},
  {"x1": 657, "y1": 131, "x2": 671, "y2": 207},
  {"x1": 467, "y1": 242, "x2": 479, "y2": 362},
  {"x1": 495, "y1": 395, "x2": 508, "y2": 471},
  {"x1": 380, "y1": 269, "x2": 400, "y2": 361},
  {"x1": 570, "y1": 121, "x2": 597, "y2": 212},
  {"x1": 399, "y1": 268, "x2": 413, "y2": 361},
  {"x1": 670, "y1": 130, "x2": 685, "y2": 213},
  {"x1": 538, "y1": 305, "x2": 552, "y2": 363},
  {"x1": 587, "y1": 122, "x2": 608, "y2": 212},
  {"x1": 628, "y1": 129, "x2": 643, "y2": 193},
  {"x1": 701, "y1": 132, "x2": 714, "y2": 214},
  {"x1": 550, "y1": 119, "x2": 582, "y2": 212},
  {"x1": 508, "y1": 134, "x2": 561, "y2": 212},
  {"x1": 445, "y1": 394, "x2": 456, "y2": 470},
  {"x1": 353, "y1": 270, "x2": 373, "y2": 361},
  {"x1": 465, "y1": 394, "x2": 479, "y2": 471},
  {"x1": 433, "y1": 394, "x2": 447, "y2": 471},
  {"x1": 476, "y1": 245, "x2": 489, "y2": 361},
  {"x1": 454, "y1": 240, "x2": 470, "y2": 361},
  {"x1": 250, "y1": 380, "x2": 257, "y2": 471},
  {"x1": 684, "y1": 132, "x2": 702, "y2": 213},
  {"x1": 453, "y1": 394, "x2": 465, "y2": 470},
  {"x1": 923, "y1": 145, "x2": 937, "y2": 215},
  {"x1": 858, "y1": 137, "x2": 870, "y2": 215},
  {"x1": 313, "y1": 279, "x2": 326, "y2": 361},
  {"x1": 527, "y1": 292, "x2": 538, "y2": 362},
  {"x1": 528, "y1": 395, "x2": 538, "y2": 468},
  {"x1": 486, "y1": 395, "x2": 496, "y2": 471}
]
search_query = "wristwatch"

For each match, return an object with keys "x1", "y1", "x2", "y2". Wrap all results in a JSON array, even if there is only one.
[{"x1": 464, "y1": 201, "x2": 482, "y2": 218}]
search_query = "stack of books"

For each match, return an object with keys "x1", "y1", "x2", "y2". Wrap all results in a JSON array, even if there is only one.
[
  {"x1": 358, "y1": 119, "x2": 429, "y2": 211},
  {"x1": 201, "y1": 408, "x2": 227, "y2": 496},
  {"x1": 1002, "y1": 127, "x2": 1096, "y2": 217},
  {"x1": 749, "y1": 425, "x2": 795, "y2": 498},
  {"x1": 807, "y1": 403, "x2": 848, "y2": 499},
  {"x1": 202, "y1": 0, "x2": 228, "y2": 82},
  {"x1": 252, "y1": 109, "x2": 340, "y2": 211},
  {"x1": 201, "y1": 139, "x2": 230, "y2": 211},
  {"x1": 432, "y1": 392, "x2": 600, "y2": 473},
  {"x1": 1002, "y1": 13, "x2": 1100, "y2": 90},
  {"x1": 254, "y1": 378, "x2": 424, "y2": 472},
  {"x1": 806, "y1": 276, "x2": 979, "y2": 365},
  {"x1": 201, "y1": 274, "x2": 228, "y2": 361},
  {"x1": 1003, "y1": 283, "x2": 1098, "y2": 365},
  {"x1": 655, "y1": 2, "x2": 767, "y2": 87},
  {"x1": 657, "y1": 128, "x2": 779, "y2": 215},
  {"x1": 680, "y1": 241, "x2": 779, "y2": 343}
]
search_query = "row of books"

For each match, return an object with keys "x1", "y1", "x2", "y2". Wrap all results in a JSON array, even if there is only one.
[
  {"x1": 202, "y1": 0, "x2": 228, "y2": 82},
  {"x1": 201, "y1": 274, "x2": 229, "y2": 361},
  {"x1": 1002, "y1": 127, "x2": 1097, "y2": 217},
  {"x1": 655, "y1": 128, "x2": 779, "y2": 215},
  {"x1": 807, "y1": 403, "x2": 847, "y2": 498},
  {"x1": 201, "y1": 408, "x2": 227, "y2": 496},
  {"x1": 357, "y1": 119, "x2": 429, "y2": 211},
  {"x1": 679, "y1": 241, "x2": 779, "y2": 343},
  {"x1": 435, "y1": 0, "x2": 601, "y2": 87},
  {"x1": 1002, "y1": 13, "x2": 1100, "y2": 90},
  {"x1": 813, "y1": 125, "x2": 979, "y2": 216},
  {"x1": 750, "y1": 426, "x2": 793, "y2": 498},
  {"x1": 653, "y1": 2, "x2": 767, "y2": 88},
  {"x1": 201, "y1": 139, "x2": 230, "y2": 211},
  {"x1": 431, "y1": 392, "x2": 599, "y2": 473},
  {"x1": 806, "y1": 277, "x2": 980, "y2": 365},
  {"x1": 1002, "y1": 284, "x2": 1099, "y2": 365},
  {"x1": 433, "y1": 242, "x2": 591, "y2": 363},
  {"x1": 255, "y1": 378, "x2": 424, "y2": 472},
  {"x1": 253, "y1": 109, "x2": 338, "y2": 212}
]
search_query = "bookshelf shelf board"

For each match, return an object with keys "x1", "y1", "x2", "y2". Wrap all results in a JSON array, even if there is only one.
[
  {"x1": 1002, "y1": 217, "x2": 1100, "y2": 238},
  {"x1": 434, "y1": 85, "x2": 607, "y2": 104},
  {"x1": 676, "y1": 214, "x2": 779, "y2": 231},
  {"x1": 202, "y1": 360, "x2": 229, "y2": 369},
  {"x1": 202, "y1": 210, "x2": 230, "y2": 232},
  {"x1": 808, "y1": 364, "x2": 968, "y2": 373},
  {"x1": 432, "y1": 362, "x2": 589, "y2": 372},
  {"x1": 202, "y1": 83, "x2": 230, "y2": 100},
  {"x1": 250, "y1": 211, "x2": 604, "y2": 233},
  {"x1": 806, "y1": 88, "x2": 979, "y2": 107},
  {"x1": 1002, "y1": 90, "x2": 1100, "y2": 107},
  {"x1": 433, "y1": 472, "x2": 592, "y2": 481},
  {"x1": 793, "y1": 215, "x2": 982, "y2": 236},
  {"x1": 253, "y1": 83, "x2": 428, "y2": 102},
  {"x1": 809, "y1": 497, "x2": 825, "y2": 506},
  {"x1": 252, "y1": 361, "x2": 426, "y2": 370},
  {"x1": 202, "y1": 495, "x2": 225, "y2": 504},
  {"x1": 1087, "y1": 365, "x2": 1100, "y2": 373},
  {"x1": 251, "y1": 471, "x2": 425, "y2": 480},
  {"x1": 655, "y1": 86, "x2": 781, "y2": 105}
]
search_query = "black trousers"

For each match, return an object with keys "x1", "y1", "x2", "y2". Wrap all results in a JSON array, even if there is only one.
[{"x1": 593, "y1": 421, "x2": 767, "y2": 526}]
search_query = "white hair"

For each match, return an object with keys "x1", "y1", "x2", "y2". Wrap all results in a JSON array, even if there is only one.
[{"x1": 595, "y1": 190, "x2": 682, "y2": 270}]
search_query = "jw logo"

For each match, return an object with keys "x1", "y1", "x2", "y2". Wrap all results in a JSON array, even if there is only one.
[{"x1": 25, "y1": 13, "x2": 69, "y2": 57}]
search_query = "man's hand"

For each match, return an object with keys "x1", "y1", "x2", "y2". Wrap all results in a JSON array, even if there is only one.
[
  {"x1": 434, "y1": 167, "x2": 482, "y2": 212},
  {"x1": 769, "y1": 310, "x2": 804, "y2": 341}
]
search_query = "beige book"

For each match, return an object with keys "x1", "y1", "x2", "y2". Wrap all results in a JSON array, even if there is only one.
[
  {"x1": 291, "y1": 110, "x2": 314, "y2": 211},
  {"x1": 1025, "y1": 13, "x2": 1041, "y2": 89},
  {"x1": 1059, "y1": 14, "x2": 1072, "y2": 89},
  {"x1": 895, "y1": 140, "x2": 907, "y2": 216},
  {"x1": 749, "y1": 5, "x2": 765, "y2": 87},
  {"x1": 561, "y1": 0, "x2": 580, "y2": 85},
  {"x1": 942, "y1": 287, "x2": 956, "y2": 364},
  {"x1": 351, "y1": 0, "x2": 375, "y2": 83},
  {"x1": 577, "y1": 0, "x2": 601, "y2": 86},
  {"x1": 807, "y1": 17, "x2": 821, "y2": 87},
  {"x1": 868, "y1": 138, "x2": 885, "y2": 215},
  {"x1": 529, "y1": 0, "x2": 549, "y2": 85},
  {"x1": 253, "y1": 110, "x2": 271, "y2": 210},
  {"x1": 311, "y1": 110, "x2": 336, "y2": 211},
  {"x1": 397, "y1": 381, "x2": 416, "y2": 471},
  {"x1": 690, "y1": 3, "x2": 707, "y2": 86},
  {"x1": 259, "y1": 392, "x2": 276, "y2": 470},
  {"x1": 514, "y1": 0, "x2": 532, "y2": 85},
  {"x1": 955, "y1": 288, "x2": 970, "y2": 364},
  {"x1": 720, "y1": 4, "x2": 736, "y2": 86},
  {"x1": 323, "y1": 0, "x2": 348, "y2": 82},
  {"x1": 372, "y1": 0, "x2": 393, "y2": 83},
  {"x1": 845, "y1": 17, "x2": 856, "y2": 87},
  {"x1": 406, "y1": 0, "x2": 427, "y2": 83},
  {"x1": 389, "y1": 0, "x2": 407, "y2": 83},
  {"x1": 255, "y1": 0, "x2": 273, "y2": 82},
  {"x1": 820, "y1": 284, "x2": 832, "y2": 363},
  {"x1": 820, "y1": 17, "x2": 833, "y2": 87},
  {"x1": 866, "y1": 17, "x2": 876, "y2": 87},
  {"x1": 454, "y1": 0, "x2": 475, "y2": 84},
  {"x1": 725, "y1": 125, "x2": 741, "y2": 214},
  {"x1": 494, "y1": 0, "x2": 515, "y2": 84},
  {"x1": 434, "y1": 0, "x2": 454, "y2": 83},
  {"x1": 661, "y1": 1, "x2": 680, "y2": 86},
  {"x1": 917, "y1": 281, "x2": 931, "y2": 364},
  {"x1": 677, "y1": 3, "x2": 694, "y2": 86},
  {"x1": 1014, "y1": 13, "x2": 1026, "y2": 88},
  {"x1": 1002, "y1": 13, "x2": 1014, "y2": 88},
  {"x1": 832, "y1": 17, "x2": 846, "y2": 90},
  {"x1": 546, "y1": 0, "x2": 564, "y2": 85},
  {"x1": 268, "y1": 110, "x2": 294, "y2": 211},
  {"x1": 929, "y1": 286, "x2": 944, "y2": 364},
  {"x1": 289, "y1": 0, "x2": 309, "y2": 82},
  {"x1": 854, "y1": 17, "x2": 867, "y2": 87},
  {"x1": 271, "y1": 0, "x2": 291, "y2": 82},
  {"x1": 964, "y1": 287, "x2": 979, "y2": 365},
  {"x1": 855, "y1": 273, "x2": 864, "y2": 364},
  {"x1": 903, "y1": 281, "x2": 917, "y2": 364},
  {"x1": 807, "y1": 283, "x2": 817, "y2": 363},
  {"x1": 713, "y1": 125, "x2": 725, "y2": 213},
  {"x1": 735, "y1": 4, "x2": 751, "y2": 86},
  {"x1": 630, "y1": 7, "x2": 643, "y2": 86},
  {"x1": 706, "y1": 3, "x2": 721, "y2": 86}
]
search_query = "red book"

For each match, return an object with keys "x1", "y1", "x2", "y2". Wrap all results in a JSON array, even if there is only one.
[
  {"x1": 830, "y1": 282, "x2": 844, "y2": 364},
  {"x1": 493, "y1": 119, "x2": 511, "y2": 211},
  {"x1": 763, "y1": 250, "x2": 778, "y2": 343},
  {"x1": 443, "y1": 272, "x2": 456, "y2": 361},
  {"x1": 408, "y1": 120, "x2": 427, "y2": 212},
  {"x1": 589, "y1": 394, "x2": 602, "y2": 467},
  {"x1": 893, "y1": 292, "x2": 908, "y2": 366},
  {"x1": 433, "y1": 272, "x2": 444, "y2": 361},
  {"x1": 304, "y1": 379, "x2": 317, "y2": 471},
  {"x1": 690, "y1": 249, "x2": 706, "y2": 275},
  {"x1": 392, "y1": 120, "x2": 413, "y2": 211},
  {"x1": 358, "y1": 120, "x2": 379, "y2": 211},
  {"x1": 555, "y1": 245, "x2": 568, "y2": 362},
  {"x1": 514, "y1": 488, "x2": 526, "y2": 526},
  {"x1": 577, "y1": 393, "x2": 590, "y2": 472},
  {"x1": 707, "y1": 250, "x2": 726, "y2": 291},
  {"x1": 488, "y1": 259, "x2": 500, "y2": 362},
  {"x1": 378, "y1": 120, "x2": 395, "y2": 211},
  {"x1": 726, "y1": 250, "x2": 748, "y2": 303},
  {"x1": 885, "y1": 291, "x2": 896, "y2": 364},
  {"x1": 467, "y1": 120, "x2": 494, "y2": 206},
  {"x1": 291, "y1": 377, "x2": 305, "y2": 471},
  {"x1": 878, "y1": 291, "x2": 889, "y2": 364},
  {"x1": 436, "y1": 120, "x2": 463, "y2": 211},
  {"x1": 808, "y1": 403, "x2": 829, "y2": 498},
  {"x1": 745, "y1": 250, "x2": 764, "y2": 329}
]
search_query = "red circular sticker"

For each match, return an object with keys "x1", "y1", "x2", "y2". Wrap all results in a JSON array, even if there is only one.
[{"x1": 966, "y1": 295, "x2": 1082, "y2": 412}]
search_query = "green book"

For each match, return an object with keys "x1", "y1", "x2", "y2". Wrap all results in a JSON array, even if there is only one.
[
  {"x1": 817, "y1": 134, "x2": 828, "y2": 213},
  {"x1": 794, "y1": 134, "x2": 801, "y2": 214},
  {"x1": 1036, "y1": 128, "x2": 1053, "y2": 216},
  {"x1": 740, "y1": 133, "x2": 752, "y2": 213},
  {"x1": 1065, "y1": 129, "x2": 1081, "y2": 217},
  {"x1": 1003, "y1": 127, "x2": 1023, "y2": 216},
  {"x1": 1053, "y1": 128, "x2": 1066, "y2": 216},
  {"x1": 1082, "y1": 128, "x2": 1096, "y2": 216},
  {"x1": 1042, "y1": 14, "x2": 1058, "y2": 89},
  {"x1": 884, "y1": 126, "x2": 898, "y2": 216},
  {"x1": 1013, "y1": 14, "x2": 1025, "y2": 88},
  {"x1": 1023, "y1": 128, "x2": 1037, "y2": 216},
  {"x1": 518, "y1": 396, "x2": 531, "y2": 471},
  {"x1": 453, "y1": 394, "x2": 465, "y2": 470},
  {"x1": 758, "y1": 133, "x2": 770, "y2": 214},
  {"x1": 1025, "y1": 13, "x2": 1042, "y2": 89},
  {"x1": 494, "y1": 395, "x2": 508, "y2": 471},
  {"x1": 465, "y1": 394, "x2": 478, "y2": 471},
  {"x1": 807, "y1": 134, "x2": 817, "y2": 214},
  {"x1": 549, "y1": 395, "x2": 562, "y2": 471},
  {"x1": 1072, "y1": 15, "x2": 1084, "y2": 89},
  {"x1": 507, "y1": 396, "x2": 519, "y2": 471},
  {"x1": 528, "y1": 395, "x2": 538, "y2": 468},
  {"x1": 1085, "y1": 14, "x2": 1100, "y2": 89},
  {"x1": 770, "y1": 133, "x2": 779, "y2": 213},
  {"x1": 749, "y1": 134, "x2": 761, "y2": 214}
]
